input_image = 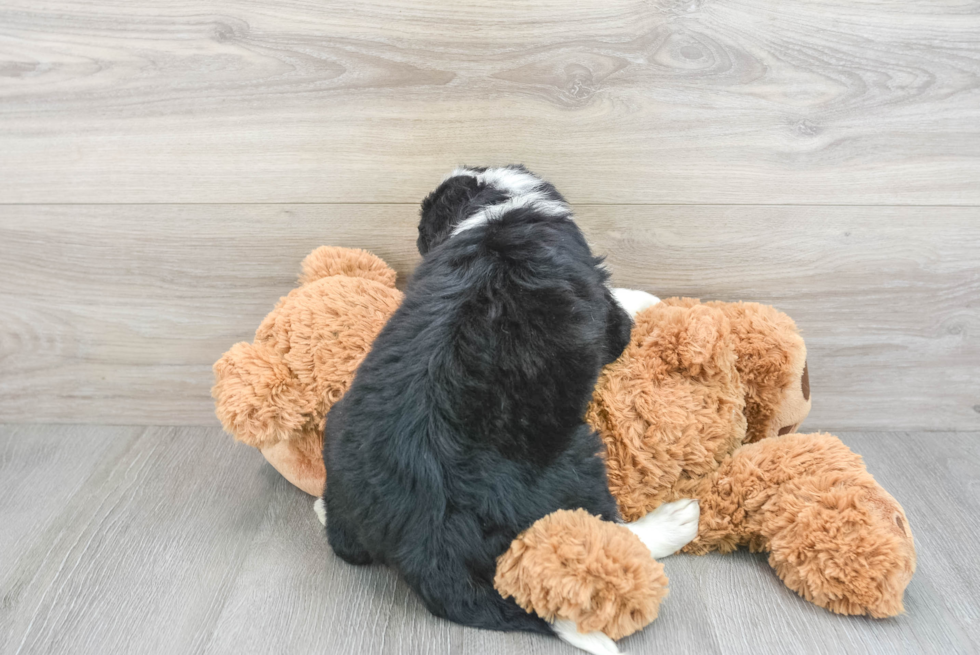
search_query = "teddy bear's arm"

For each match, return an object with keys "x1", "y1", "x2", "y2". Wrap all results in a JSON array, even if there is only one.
[
  {"x1": 686, "y1": 432, "x2": 916, "y2": 618},
  {"x1": 212, "y1": 342, "x2": 317, "y2": 449}
]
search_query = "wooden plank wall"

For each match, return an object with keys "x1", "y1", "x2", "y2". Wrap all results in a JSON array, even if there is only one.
[
  {"x1": 2, "y1": 206, "x2": 977, "y2": 430},
  {"x1": 1, "y1": 0, "x2": 978, "y2": 430}
]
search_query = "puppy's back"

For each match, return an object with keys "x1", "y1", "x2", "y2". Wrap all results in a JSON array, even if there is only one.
[{"x1": 324, "y1": 181, "x2": 624, "y2": 635}]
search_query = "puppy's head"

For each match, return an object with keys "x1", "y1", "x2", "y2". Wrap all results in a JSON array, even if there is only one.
[{"x1": 417, "y1": 165, "x2": 567, "y2": 255}]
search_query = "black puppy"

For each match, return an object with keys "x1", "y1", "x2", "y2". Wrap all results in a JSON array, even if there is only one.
[{"x1": 321, "y1": 166, "x2": 636, "y2": 647}]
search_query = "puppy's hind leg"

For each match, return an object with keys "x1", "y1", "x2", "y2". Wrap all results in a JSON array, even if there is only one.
[{"x1": 324, "y1": 496, "x2": 373, "y2": 565}]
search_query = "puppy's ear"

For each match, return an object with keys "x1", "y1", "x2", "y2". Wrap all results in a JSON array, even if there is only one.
[
  {"x1": 602, "y1": 286, "x2": 633, "y2": 366},
  {"x1": 418, "y1": 173, "x2": 493, "y2": 255}
]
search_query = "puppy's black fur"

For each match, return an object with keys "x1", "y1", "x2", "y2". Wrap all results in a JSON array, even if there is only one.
[{"x1": 322, "y1": 166, "x2": 633, "y2": 634}]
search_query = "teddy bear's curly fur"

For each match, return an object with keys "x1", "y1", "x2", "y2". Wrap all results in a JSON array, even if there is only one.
[
  {"x1": 213, "y1": 246, "x2": 402, "y2": 495},
  {"x1": 494, "y1": 509, "x2": 669, "y2": 640},
  {"x1": 213, "y1": 246, "x2": 915, "y2": 641},
  {"x1": 584, "y1": 298, "x2": 915, "y2": 620}
]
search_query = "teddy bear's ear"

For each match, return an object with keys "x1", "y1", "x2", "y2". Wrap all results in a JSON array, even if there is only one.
[
  {"x1": 706, "y1": 301, "x2": 810, "y2": 442},
  {"x1": 212, "y1": 341, "x2": 316, "y2": 449},
  {"x1": 636, "y1": 301, "x2": 735, "y2": 376},
  {"x1": 299, "y1": 246, "x2": 397, "y2": 288}
]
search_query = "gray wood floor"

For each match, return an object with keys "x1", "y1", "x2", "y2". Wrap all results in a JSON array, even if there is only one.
[{"x1": 2, "y1": 425, "x2": 977, "y2": 655}]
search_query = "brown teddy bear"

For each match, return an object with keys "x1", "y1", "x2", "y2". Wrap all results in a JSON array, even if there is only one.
[
  {"x1": 582, "y1": 297, "x2": 916, "y2": 619},
  {"x1": 213, "y1": 246, "x2": 915, "y2": 644},
  {"x1": 212, "y1": 246, "x2": 402, "y2": 496}
]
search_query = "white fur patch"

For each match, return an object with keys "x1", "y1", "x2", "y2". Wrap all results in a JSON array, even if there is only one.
[
  {"x1": 443, "y1": 166, "x2": 478, "y2": 182},
  {"x1": 314, "y1": 497, "x2": 326, "y2": 526},
  {"x1": 552, "y1": 618, "x2": 621, "y2": 655},
  {"x1": 611, "y1": 288, "x2": 660, "y2": 320},
  {"x1": 476, "y1": 167, "x2": 543, "y2": 195},
  {"x1": 444, "y1": 166, "x2": 571, "y2": 237},
  {"x1": 449, "y1": 214, "x2": 489, "y2": 236},
  {"x1": 451, "y1": 190, "x2": 569, "y2": 236},
  {"x1": 624, "y1": 498, "x2": 699, "y2": 559}
]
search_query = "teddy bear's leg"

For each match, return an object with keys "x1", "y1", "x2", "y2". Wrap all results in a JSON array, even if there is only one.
[
  {"x1": 624, "y1": 498, "x2": 700, "y2": 559},
  {"x1": 495, "y1": 510, "x2": 669, "y2": 643},
  {"x1": 687, "y1": 432, "x2": 916, "y2": 617}
]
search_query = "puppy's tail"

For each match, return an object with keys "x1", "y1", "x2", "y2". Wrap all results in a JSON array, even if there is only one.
[{"x1": 495, "y1": 509, "x2": 668, "y2": 643}]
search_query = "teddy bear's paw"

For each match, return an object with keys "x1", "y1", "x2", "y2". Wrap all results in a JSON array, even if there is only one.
[
  {"x1": 611, "y1": 288, "x2": 660, "y2": 320},
  {"x1": 552, "y1": 619, "x2": 622, "y2": 655},
  {"x1": 314, "y1": 497, "x2": 326, "y2": 527},
  {"x1": 626, "y1": 499, "x2": 700, "y2": 559}
]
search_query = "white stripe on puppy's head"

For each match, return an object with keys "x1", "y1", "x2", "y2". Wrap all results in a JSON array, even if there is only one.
[
  {"x1": 452, "y1": 190, "x2": 569, "y2": 236},
  {"x1": 447, "y1": 166, "x2": 570, "y2": 237},
  {"x1": 443, "y1": 166, "x2": 542, "y2": 197},
  {"x1": 418, "y1": 166, "x2": 571, "y2": 256}
]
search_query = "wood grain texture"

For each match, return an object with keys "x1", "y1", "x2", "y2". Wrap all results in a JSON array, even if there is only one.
[
  {"x1": 2, "y1": 205, "x2": 977, "y2": 430},
  {"x1": 1, "y1": 426, "x2": 978, "y2": 654},
  {"x1": 0, "y1": 425, "x2": 139, "y2": 594},
  {"x1": 0, "y1": 425, "x2": 277, "y2": 655},
  {"x1": 1, "y1": 0, "x2": 979, "y2": 204}
]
